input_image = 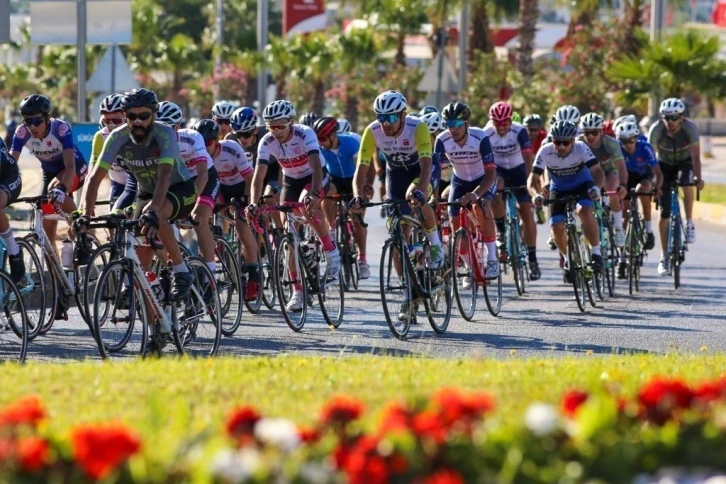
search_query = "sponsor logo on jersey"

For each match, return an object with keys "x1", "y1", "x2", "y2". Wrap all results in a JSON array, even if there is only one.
[
  {"x1": 16, "y1": 126, "x2": 27, "y2": 138},
  {"x1": 402, "y1": 139, "x2": 409, "y2": 146},
  {"x1": 47, "y1": 140, "x2": 52, "y2": 147},
  {"x1": 279, "y1": 154, "x2": 309, "y2": 169},
  {"x1": 57, "y1": 123, "x2": 70, "y2": 137},
  {"x1": 34, "y1": 148, "x2": 62, "y2": 157}
]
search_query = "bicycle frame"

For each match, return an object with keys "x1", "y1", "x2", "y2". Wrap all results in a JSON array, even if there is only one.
[
  {"x1": 25, "y1": 201, "x2": 75, "y2": 298},
  {"x1": 666, "y1": 185, "x2": 686, "y2": 265},
  {"x1": 452, "y1": 204, "x2": 485, "y2": 285}
]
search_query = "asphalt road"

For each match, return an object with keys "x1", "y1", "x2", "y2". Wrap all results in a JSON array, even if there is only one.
[{"x1": 20, "y1": 210, "x2": 726, "y2": 362}]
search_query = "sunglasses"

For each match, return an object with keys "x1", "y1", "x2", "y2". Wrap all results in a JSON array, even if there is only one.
[
  {"x1": 377, "y1": 113, "x2": 400, "y2": 124},
  {"x1": 584, "y1": 130, "x2": 601, "y2": 137},
  {"x1": 620, "y1": 137, "x2": 637, "y2": 145},
  {"x1": 553, "y1": 140, "x2": 572, "y2": 147},
  {"x1": 266, "y1": 122, "x2": 290, "y2": 132},
  {"x1": 235, "y1": 130, "x2": 255, "y2": 139},
  {"x1": 103, "y1": 116, "x2": 125, "y2": 126},
  {"x1": 445, "y1": 119, "x2": 466, "y2": 128},
  {"x1": 215, "y1": 118, "x2": 231, "y2": 125},
  {"x1": 23, "y1": 116, "x2": 45, "y2": 127},
  {"x1": 663, "y1": 114, "x2": 681, "y2": 122},
  {"x1": 126, "y1": 112, "x2": 153, "y2": 121}
]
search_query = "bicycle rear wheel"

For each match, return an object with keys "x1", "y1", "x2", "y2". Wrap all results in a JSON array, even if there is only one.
[
  {"x1": 604, "y1": 222, "x2": 616, "y2": 298},
  {"x1": 81, "y1": 243, "x2": 113, "y2": 336},
  {"x1": 13, "y1": 238, "x2": 46, "y2": 341},
  {"x1": 23, "y1": 236, "x2": 58, "y2": 337},
  {"x1": 451, "y1": 230, "x2": 477, "y2": 321},
  {"x1": 259, "y1": 233, "x2": 276, "y2": 310},
  {"x1": 214, "y1": 237, "x2": 243, "y2": 336},
  {"x1": 568, "y1": 230, "x2": 587, "y2": 312},
  {"x1": 380, "y1": 238, "x2": 411, "y2": 339},
  {"x1": 319, "y1": 250, "x2": 344, "y2": 328},
  {"x1": 672, "y1": 217, "x2": 681, "y2": 290},
  {"x1": 74, "y1": 234, "x2": 103, "y2": 325},
  {"x1": 0, "y1": 271, "x2": 28, "y2": 363},
  {"x1": 509, "y1": 222, "x2": 526, "y2": 296},
  {"x1": 424, "y1": 243, "x2": 451, "y2": 334},
  {"x1": 274, "y1": 236, "x2": 308, "y2": 331}
]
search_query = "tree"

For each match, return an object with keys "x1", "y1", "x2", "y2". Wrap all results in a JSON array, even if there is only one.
[
  {"x1": 469, "y1": 0, "x2": 519, "y2": 59},
  {"x1": 517, "y1": 0, "x2": 539, "y2": 81},
  {"x1": 358, "y1": 0, "x2": 428, "y2": 66},
  {"x1": 286, "y1": 33, "x2": 339, "y2": 115},
  {"x1": 265, "y1": 35, "x2": 295, "y2": 99}
]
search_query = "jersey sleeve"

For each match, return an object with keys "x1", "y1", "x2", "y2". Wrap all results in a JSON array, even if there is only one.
[
  {"x1": 479, "y1": 136, "x2": 496, "y2": 168},
  {"x1": 303, "y1": 127, "x2": 320, "y2": 156},
  {"x1": 414, "y1": 122, "x2": 432, "y2": 158},
  {"x1": 606, "y1": 136, "x2": 624, "y2": 165},
  {"x1": 10, "y1": 125, "x2": 29, "y2": 152},
  {"x1": 357, "y1": 126, "x2": 377, "y2": 167},
  {"x1": 56, "y1": 122, "x2": 75, "y2": 150},
  {"x1": 232, "y1": 143, "x2": 253, "y2": 176},
  {"x1": 685, "y1": 121, "x2": 700, "y2": 146},
  {"x1": 643, "y1": 142, "x2": 658, "y2": 167},
  {"x1": 97, "y1": 129, "x2": 127, "y2": 170},
  {"x1": 191, "y1": 131, "x2": 213, "y2": 167},
  {"x1": 517, "y1": 127, "x2": 532, "y2": 152},
  {"x1": 647, "y1": 122, "x2": 661, "y2": 147},
  {"x1": 90, "y1": 131, "x2": 104, "y2": 165},
  {"x1": 580, "y1": 143, "x2": 598, "y2": 168},
  {"x1": 532, "y1": 145, "x2": 547, "y2": 175},
  {"x1": 257, "y1": 134, "x2": 272, "y2": 165}
]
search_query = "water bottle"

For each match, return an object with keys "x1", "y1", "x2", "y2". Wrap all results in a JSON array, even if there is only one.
[
  {"x1": 533, "y1": 195, "x2": 547, "y2": 225},
  {"x1": 61, "y1": 239, "x2": 74, "y2": 287},
  {"x1": 145, "y1": 271, "x2": 165, "y2": 302},
  {"x1": 301, "y1": 244, "x2": 315, "y2": 269},
  {"x1": 411, "y1": 242, "x2": 424, "y2": 269}
]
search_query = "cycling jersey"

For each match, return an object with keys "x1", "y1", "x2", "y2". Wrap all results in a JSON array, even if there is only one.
[
  {"x1": 0, "y1": 139, "x2": 21, "y2": 203},
  {"x1": 647, "y1": 119, "x2": 699, "y2": 165},
  {"x1": 434, "y1": 127, "x2": 495, "y2": 182},
  {"x1": 358, "y1": 117, "x2": 431, "y2": 170},
  {"x1": 213, "y1": 140, "x2": 253, "y2": 186},
  {"x1": 228, "y1": 127, "x2": 280, "y2": 187},
  {"x1": 91, "y1": 127, "x2": 129, "y2": 185},
  {"x1": 348, "y1": 132, "x2": 362, "y2": 143},
  {"x1": 581, "y1": 134, "x2": 623, "y2": 175},
  {"x1": 482, "y1": 122, "x2": 532, "y2": 170},
  {"x1": 530, "y1": 128, "x2": 548, "y2": 154},
  {"x1": 11, "y1": 118, "x2": 86, "y2": 173},
  {"x1": 533, "y1": 141, "x2": 598, "y2": 191},
  {"x1": 97, "y1": 122, "x2": 191, "y2": 194},
  {"x1": 178, "y1": 128, "x2": 214, "y2": 177},
  {"x1": 257, "y1": 124, "x2": 324, "y2": 179},
  {"x1": 320, "y1": 133, "x2": 359, "y2": 179},
  {"x1": 621, "y1": 139, "x2": 658, "y2": 176}
]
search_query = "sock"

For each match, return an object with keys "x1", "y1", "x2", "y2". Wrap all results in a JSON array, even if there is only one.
[
  {"x1": 320, "y1": 234, "x2": 335, "y2": 252},
  {"x1": 613, "y1": 210, "x2": 623, "y2": 229},
  {"x1": 0, "y1": 228, "x2": 19, "y2": 256},
  {"x1": 591, "y1": 245, "x2": 601, "y2": 256},
  {"x1": 495, "y1": 217, "x2": 506, "y2": 235},
  {"x1": 329, "y1": 230, "x2": 336, "y2": 242},
  {"x1": 426, "y1": 229, "x2": 441, "y2": 247},
  {"x1": 290, "y1": 272, "x2": 302, "y2": 291},
  {"x1": 687, "y1": 218, "x2": 694, "y2": 227},
  {"x1": 644, "y1": 220, "x2": 652, "y2": 233},
  {"x1": 485, "y1": 241, "x2": 497, "y2": 262},
  {"x1": 206, "y1": 261, "x2": 216, "y2": 274},
  {"x1": 358, "y1": 253, "x2": 367, "y2": 264},
  {"x1": 247, "y1": 263, "x2": 260, "y2": 281},
  {"x1": 173, "y1": 262, "x2": 189, "y2": 274},
  {"x1": 527, "y1": 246, "x2": 537, "y2": 263}
]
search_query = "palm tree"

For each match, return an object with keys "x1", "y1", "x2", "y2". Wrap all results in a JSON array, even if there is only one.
[
  {"x1": 291, "y1": 33, "x2": 339, "y2": 114},
  {"x1": 356, "y1": 0, "x2": 428, "y2": 66},
  {"x1": 265, "y1": 35, "x2": 295, "y2": 99},
  {"x1": 517, "y1": 0, "x2": 539, "y2": 81}
]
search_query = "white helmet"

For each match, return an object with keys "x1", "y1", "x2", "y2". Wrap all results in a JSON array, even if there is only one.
[
  {"x1": 555, "y1": 105, "x2": 581, "y2": 124},
  {"x1": 262, "y1": 100, "x2": 296, "y2": 121},
  {"x1": 421, "y1": 112, "x2": 444, "y2": 134},
  {"x1": 100, "y1": 93, "x2": 124, "y2": 114},
  {"x1": 580, "y1": 112, "x2": 603, "y2": 130},
  {"x1": 659, "y1": 98, "x2": 685, "y2": 116},
  {"x1": 614, "y1": 114, "x2": 637, "y2": 130},
  {"x1": 373, "y1": 90, "x2": 407, "y2": 115},
  {"x1": 615, "y1": 121, "x2": 640, "y2": 139},
  {"x1": 337, "y1": 118, "x2": 352, "y2": 133},
  {"x1": 212, "y1": 100, "x2": 236, "y2": 119},
  {"x1": 157, "y1": 101, "x2": 184, "y2": 126}
]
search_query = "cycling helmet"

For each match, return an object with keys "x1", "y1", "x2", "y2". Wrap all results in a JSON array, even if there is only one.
[
  {"x1": 441, "y1": 102, "x2": 471, "y2": 121},
  {"x1": 192, "y1": 119, "x2": 220, "y2": 142},
  {"x1": 512, "y1": 111, "x2": 522, "y2": 123},
  {"x1": 659, "y1": 98, "x2": 685, "y2": 116},
  {"x1": 603, "y1": 119, "x2": 616, "y2": 137},
  {"x1": 550, "y1": 120, "x2": 578, "y2": 140},
  {"x1": 489, "y1": 101, "x2": 513, "y2": 122},
  {"x1": 580, "y1": 112, "x2": 604, "y2": 130},
  {"x1": 614, "y1": 114, "x2": 637, "y2": 129},
  {"x1": 212, "y1": 101, "x2": 236, "y2": 119},
  {"x1": 373, "y1": 90, "x2": 407, "y2": 115},
  {"x1": 421, "y1": 112, "x2": 444, "y2": 134},
  {"x1": 121, "y1": 88, "x2": 159, "y2": 111},
  {"x1": 313, "y1": 117, "x2": 338, "y2": 139},
  {"x1": 230, "y1": 107, "x2": 258, "y2": 132},
  {"x1": 337, "y1": 118, "x2": 352, "y2": 133},
  {"x1": 523, "y1": 114, "x2": 544, "y2": 128},
  {"x1": 19, "y1": 94, "x2": 52, "y2": 116},
  {"x1": 299, "y1": 112, "x2": 319, "y2": 127},
  {"x1": 408, "y1": 113, "x2": 420, "y2": 118},
  {"x1": 156, "y1": 101, "x2": 184, "y2": 126},
  {"x1": 555, "y1": 105, "x2": 581, "y2": 124},
  {"x1": 100, "y1": 93, "x2": 124, "y2": 114},
  {"x1": 615, "y1": 121, "x2": 639, "y2": 139},
  {"x1": 262, "y1": 100, "x2": 296, "y2": 121},
  {"x1": 419, "y1": 105, "x2": 439, "y2": 116}
]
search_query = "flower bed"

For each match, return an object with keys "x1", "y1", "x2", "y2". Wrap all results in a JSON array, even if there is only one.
[{"x1": 3, "y1": 376, "x2": 726, "y2": 482}]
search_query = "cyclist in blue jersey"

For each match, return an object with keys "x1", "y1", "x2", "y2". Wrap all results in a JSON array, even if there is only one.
[{"x1": 313, "y1": 117, "x2": 370, "y2": 279}]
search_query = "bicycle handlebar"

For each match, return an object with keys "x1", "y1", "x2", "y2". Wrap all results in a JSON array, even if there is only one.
[{"x1": 249, "y1": 202, "x2": 320, "y2": 234}]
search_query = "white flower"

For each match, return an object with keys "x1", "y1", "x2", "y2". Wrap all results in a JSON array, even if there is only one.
[
  {"x1": 210, "y1": 448, "x2": 252, "y2": 483},
  {"x1": 298, "y1": 462, "x2": 334, "y2": 483},
  {"x1": 254, "y1": 417, "x2": 301, "y2": 451},
  {"x1": 524, "y1": 403, "x2": 558, "y2": 437}
]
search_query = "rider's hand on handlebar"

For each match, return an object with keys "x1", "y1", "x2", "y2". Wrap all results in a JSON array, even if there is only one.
[
  {"x1": 407, "y1": 189, "x2": 426, "y2": 207},
  {"x1": 458, "y1": 192, "x2": 477, "y2": 207},
  {"x1": 588, "y1": 186, "x2": 601, "y2": 202},
  {"x1": 696, "y1": 178, "x2": 706, "y2": 191}
]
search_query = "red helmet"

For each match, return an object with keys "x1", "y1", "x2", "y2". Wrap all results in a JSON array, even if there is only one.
[
  {"x1": 602, "y1": 119, "x2": 615, "y2": 137},
  {"x1": 489, "y1": 102, "x2": 513, "y2": 122},
  {"x1": 313, "y1": 117, "x2": 338, "y2": 140}
]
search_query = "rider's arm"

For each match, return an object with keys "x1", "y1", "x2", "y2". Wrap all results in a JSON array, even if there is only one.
[
  {"x1": 354, "y1": 126, "x2": 376, "y2": 198},
  {"x1": 84, "y1": 129, "x2": 124, "y2": 215},
  {"x1": 308, "y1": 152, "x2": 323, "y2": 196},
  {"x1": 191, "y1": 131, "x2": 211, "y2": 194},
  {"x1": 147, "y1": 126, "x2": 180, "y2": 213},
  {"x1": 414, "y1": 122, "x2": 433, "y2": 193},
  {"x1": 686, "y1": 122, "x2": 702, "y2": 181},
  {"x1": 646, "y1": 144, "x2": 663, "y2": 193},
  {"x1": 58, "y1": 123, "x2": 77, "y2": 190},
  {"x1": 528, "y1": 146, "x2": 547, "y2": 196},
  {"x1": 252, "y1": 138, "x2": 271, "y2": 204},
  {"x1": 518, "y1": 127, "x2": 534, "y2": 174},
  {"x1": 9, "y1": 124, "x2": 24, "y2": 162},
  {"x1": 476, "y1": 136, "x2": 497, "y2": 197},
  {"x1": 589, "y1": 161, "x2": 605, "y2": 184},
  {"x1": 609, "y1": 137, "x2": 628, "y2": 186}
]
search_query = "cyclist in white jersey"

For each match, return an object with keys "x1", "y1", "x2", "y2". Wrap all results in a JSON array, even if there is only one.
[
  {"x1": 247, "y1": 100, "x2": 340, "y2": 312},
  {"x1": 484, "y1": 101, "x2": 540, "y2": 280},
  {"x1": 212, "y1": 101, "x2": 236, "y2": 139}
]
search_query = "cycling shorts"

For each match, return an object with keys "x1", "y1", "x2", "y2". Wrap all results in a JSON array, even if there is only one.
[
  {"x1": 42, "y1": 163, "x2": 88, "y2": 195},
  {"x1": 626, "y1": 168, "x2": 653, "y2": 192},
  {"x1": 0, "y1": 172, "x2": 21, "y2": 205},
  {"x1": 549, "y1": 181, "x2": 595, "y2": 226},
  {"x1": 194, "y1": 166, "x2": 221, "y2": 209},
  {"x1": 659, "y1": 160, "x2": 694, "y2": 219},
  {"x1": 495, "y1": 164, "x2": 530, "y2": 204},
  {"x1": 134, "y1": 178, "x2": 197, "y2": 221},
  {"x1": 448, "y1": 174, "x2": 497, "y2": 217},
  {"x1": 330, "y1": 175, "x2": 354, "y2": 196},
  {"x1": 385, "y1": 163, "x2": 440, "y2": 217},
  {"x1": 281, "y1": 168, "x2": 330, "y2": 204}
]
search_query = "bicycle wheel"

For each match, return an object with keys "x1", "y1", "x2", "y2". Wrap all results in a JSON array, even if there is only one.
[
  {"x1": 509, "y1": 222, "x2": 526, "y2": 296},
  {"x1": 214, "y1": 237, "x2": 243, "y2": 337},
  {"x1": 483, "y1": 265, "x2": 503, "y2": 317},
  {"x1": 424, "y1": 243, "x2": 451, "y2": 334},
  {"x1": 260, "y1": 235, "x2": 276, "y2": 310},
  {"x1": 451, "y1": 230, "x2": 477, "y2": 321},
  {"x1": 567, "y1": 229, "x2": 587, "y2": 312},
  {"x1": 627, "y1": 222, "x2": 638, "y2": 295},
  {"x1": 0, "y1": 271, "x2": 28, "y2": 363},
  {"x1": 13, "y1": 238, "x2": 46, "y2": 341},
  {"x1": 319, "y1": 247, "x2": 344, "y2": 328},
  {"x1": 81, "y1": 243, "x2": 113, "y2": 335},
  {"x1": 23, "y1": 237, "x2": 58, "y2": 337},
  {"x1": 379, "y1": 238, "x2": 411, "y2": 340},
  {"x1": 74, "y1": 234, "x2": 103, "y2": 325},
  {"x1": 274, "y1": 236, "x2": 308, "y2": 332},
  {"x1": 604, "y1": 221, "x2": 616, "y2": 298},
  {"x1": 672, "y1": 217, "x2": 681, "y2": 290},
  {"x1": 93, "y1": 259, "x2": 148, "y2": 359}
]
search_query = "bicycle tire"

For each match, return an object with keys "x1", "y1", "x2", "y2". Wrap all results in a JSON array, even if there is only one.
[
  {"x1": 81, "y1": 243, "x2": 113, "y2": 335},
  {"x1": 319, "y1": 261, "x2": 344, "y2": 329},
  {"x1": 672, "y1": 216, "x2": 681, "y2": 290},
  {"x1": 379, "y1": 238, "x2": 411, "y2": 340},
  {"x1": 509, "y1": 221, "x2": 526, "y2": 296},
  {"x1": 214, "y1": 236, "x2": 244, "y2": 336},
  {"x1": 483, "y1": 268, "x2": 503, "y2": 317},
  {"x1": 627, "y1": 220, "x2": 637, "y2": 295},
  {"x1": 274, "y1": 236, "x2": 308, "y2": 332},
  {"x1": 0, "y1": 271, "x2": 29, "y2": 363},
  {"x1": 74, "y1": 233, "x2": 102, "y2": 325},
  {"x1": 567, "y1": 228, "x2": 587, "y2": 312},
  {"x1": 451, "y1": 230, "x2": 477, "y2": 321},
  {"x1": 242, "y1": 247, "x2": 264, "y2": 314},
  {"x1": 23, "y1": 236, "x2": 59, "y2": 336},
  {"x1": 424, "y1": 242, "x2": 451, "y2": 334},
  {"x1": 13, "y1": 238, "x2": 47, "y2": 341},
  {"x1": 604, "y1": 221, "x2": 616, "y2": 298}
]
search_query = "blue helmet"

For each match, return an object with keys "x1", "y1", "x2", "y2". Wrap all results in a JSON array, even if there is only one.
[{"x1": 230, "y1": 107, "x2": 258, "y2": 132}]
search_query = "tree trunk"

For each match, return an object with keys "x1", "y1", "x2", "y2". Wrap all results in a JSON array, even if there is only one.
[
  {"x1": 469, "y1": 0, "x2": 494, "y2": 61},
  {"x1": 245, "y1": 75, "x2": 258, "y2": 107},
  {"x1": 394, "y1": 33, "x2": 407, "y2": 66},
  {"x1": 621, "y1": 0, "x2": 645, "y2": 56},
  {"x1": 276, "y1": 73, "x2": 287, "y2": 99},
  {"x1": 312, "y1": 80, "x2": 326, "y2": 115},
  {"x1": 517, "y1": 0, "x2": 539, "y2": 81}
]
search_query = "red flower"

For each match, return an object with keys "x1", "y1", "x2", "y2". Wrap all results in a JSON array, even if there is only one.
[
  {"x1": 423, "y1": 468, "x2": 465, "y2": 484},
  {"x1": 693, "y1": 378, "x2": 726, "y2": 404},
  {"x1": 341, "y1": 436, "x2": 388, "y2": 484},
  {"x1": 433, "y1": 388, "x2": 495, "y2": 426},
  {"x1": 17, "y1": 437, "x2": 50, "y2": 473},
  {"x1": 320, "y1": 395, "x2": 364, "y2": 426},
  {"x1": 412, "y1": 410, "x2": 447, "y2": 444},
  {"x1": 0, "y1": 395, "x2": 46, "y2": 428},
  {"x1": 225, "y1": 406, "x2": 261, "y2": 445},
  {"x1": 71, "y1": 422, "x2": 141, "y2": 481},
  {"x1": 560, "y1": 390, "x2": 590, "y2": 418},
  {"x1": 297, "y1": 426, "x2": 321, "y2": 444},
  {"x1": 378, "y1": 402, "x2": 411, "y2": 435},
  {"x1": 637, "y1": 377, "x2": 693, "y2": 424}
]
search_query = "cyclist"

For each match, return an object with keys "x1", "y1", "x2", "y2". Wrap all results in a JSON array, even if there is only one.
[
  {"x1": 299, "y1": 112, "x2": 319, "y2": 127},
  {"x1": 512, "y1": 111, "x2": 522, "y2": 123},
  {"x1": 247, "y1": 100, "x2": 340, "y2": 312},
  {"x1": 616, "y1": 121, "x2": 663, "y2": 278},
  {"x1": 79, "y1": 88, "x2": 196, "y2": 300},
  {"x1": 524, "y1": 114, "x2": 547, "y2": 154},
  {"x1": 484, "y1": 101, "x2": 540, "y2": 280},
  {"x1": 420, "y1": 111, "x2": 450, "y2": 196},
  {"x1": 313, "y1": 117, "x2": 370, "y2": 280},
  {"x1": 614, "y1": 115, "x2": 648, "y2": 144},
  {"x1": 579, "y1": 112, "x2": 628, "y2": 248},
  {"x1": 436, "y1": 101, "x2": 498, "y2": 280},
  {"x1": 648, "y1": 98, "x2": 705, "y2": 275},
  {"x1": 419, "y1": 106, "x2": 438, "y2": 116},
  {"x1": 337, "y1": 118, "x2": 361, "y2": 143},
  {"x1": 0, "y1": 139, "x2": 24, "y2": 284},
  {"x1": 350, "y1": 90, "x2": 444, "y2": 268},
  {"x1": 201, "y1": 120, "x2": 261, "y2": 301},
  {"x1": 528, "y1": 120, "x2": 605, "y2": 281},
  {"x1": 88, "y1": 94, "x2": 130, "y2": 207},
  {"x1": 212, "y1": 101, "x2": 236, "y2": 139},
  {"x1": 11, "y1": 94, "x2": 88, "y2": 247}
]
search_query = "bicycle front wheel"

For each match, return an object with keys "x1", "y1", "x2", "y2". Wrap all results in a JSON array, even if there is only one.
[
  {"x1": 0, "y1": 271, "x2": 28, "y2": 363},
  {"x1": 23, "y1": 236, "x2": 58, "y2": 337},
  {"x1": 379, "y1": 238, "x2": 411, "y2": 340},
  {"x1": 74, "y1": 234, "x2": 103, "y2": 325},
  {"x1": 509, "y1": 222, "x2": 526, "y2": 296},
  {"x1": 604, "y1": 222, "x2": 616, "y2": 298},
  {"x1": 214, "y1": 237, "x2": 243, "y2": 337},
  {"x1": 319, "y1": 256, "x2": 344, "y2": 328},
  {"x1": 451, "y1": 230, "x2": 477, "y2": 321},
  {"x1": 424, "y1": 244, "x2": 451, "y2": 334},
  {"x1": 274, "y1": 236, "x2": 308, "y2": 332},
  {"x1": 568, "y1": 230, "x2": 587, "y2": 312},
  {"x1": 672, "y1": 217, "x2": 681, "y2": 290},
  {"x1": 14, "y1": 238, "x2": 46, "y2": 342}
]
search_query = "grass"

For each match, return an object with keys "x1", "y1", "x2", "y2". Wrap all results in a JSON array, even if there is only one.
[
  {"x1": 700, "y1": 183, "x2": 726, "y2": 205},
  {"x1": 4, "y1": 354, "x2": 726, "y2": 437}
]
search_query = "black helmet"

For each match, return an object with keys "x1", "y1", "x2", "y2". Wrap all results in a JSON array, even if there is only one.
[
  {"x1": 523, "y1": 114, "x2": 544, "y2": 128},
  {"x1": 441, "y1": 102, "x2": 471, "y2": 122},
  {"x1": 192, "y1": 119, "x2": 220, "y2": 142},
  {"x1": 298, "y1": 112, "x2": 319, "y2": 127},
  {"x1": 549, "y1": 120, "x2": 578, "y2": 140},
  {"x1": 19, "y1": 94, "x2": 52, "y2": 116},
  {"x1": 121, "y1": 88, "x2": 159, "y2": 111}
]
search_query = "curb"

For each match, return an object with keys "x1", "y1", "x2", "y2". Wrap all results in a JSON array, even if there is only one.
[{"x1": 691, "y1": 201, "x2": 726, "y2": 226}]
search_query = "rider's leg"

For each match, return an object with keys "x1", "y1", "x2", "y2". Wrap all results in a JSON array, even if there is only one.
[{"x1": 0, "y1": 188, "x2": 25, "y2": 283}]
